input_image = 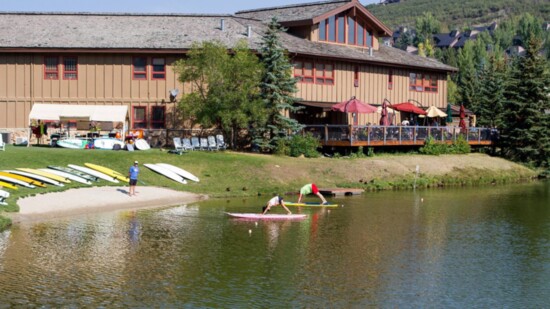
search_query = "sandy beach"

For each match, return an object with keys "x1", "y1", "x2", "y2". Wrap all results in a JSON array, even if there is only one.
[{"x1": 13, "y1": 186, "x2": 207, "y2": 222}]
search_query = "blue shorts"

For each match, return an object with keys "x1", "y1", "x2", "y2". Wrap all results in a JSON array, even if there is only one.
[{"x1": 130, "y1": 179, "x2": 137, "y2": 186}]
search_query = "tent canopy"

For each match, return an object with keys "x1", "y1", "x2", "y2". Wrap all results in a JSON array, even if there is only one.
[{"x1": 29, "y1": 104, "x2": 128, "y2": 123}]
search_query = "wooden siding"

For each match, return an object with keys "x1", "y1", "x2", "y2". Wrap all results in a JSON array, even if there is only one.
[{"x1": 0, "y1": 53, "x2": 188, "y2": 128}]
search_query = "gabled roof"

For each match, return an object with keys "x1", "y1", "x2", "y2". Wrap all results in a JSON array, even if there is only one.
[
  {"x1": 236, "y1": 0, "x2": 392, "y2": 36},
  {"x1": 0, "y1": 12, "x2": 455, "y2": 73}
]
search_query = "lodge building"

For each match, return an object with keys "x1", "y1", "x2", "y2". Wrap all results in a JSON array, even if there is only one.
[{"x1": 0, "y1": 0, "x2": 457, "y2": 143}]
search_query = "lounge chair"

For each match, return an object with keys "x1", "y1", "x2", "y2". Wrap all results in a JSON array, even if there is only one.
[
  {"x1": 191, "y1": 137, "x2": 201, "y2": 151},
  {"x1": 200, "y1": 137, "x2": 209, "y2": 151},
  {"x1": 0, "y1": 133, "x2": 5, "y2": 151},
  {"x1": 207, "y1": 136, "x2": 218, "y2": 151},
  {"x1": 172, "y1": 137, "x2": 186, "y2": 155},
  {"x1": 216, "y1": 134, "x2": 227, "y2": 150},
  {"x1": 181, "y1": 138, "x2": 193, "y2": 151}
]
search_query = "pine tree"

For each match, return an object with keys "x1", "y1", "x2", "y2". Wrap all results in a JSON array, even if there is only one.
[
  {"x1": 472, "y1": 53, "x2": 506, "y2": 128},
  {"x1": 500, "y1": 37, "x2": 550, "y2": 167},
  {"x1": 256, "y1": 17, "x2": 303, "y2": 151}
]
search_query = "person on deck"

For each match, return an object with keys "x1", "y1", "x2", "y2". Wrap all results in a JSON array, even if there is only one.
[
  {"x1": 128, "y1": 161, "x2": 139, "y2": 196},
  {"x1": 262, "y1": 195, "x2": 291, "y2": 215},
  {"x1": 297, "y1": 183, "x2": 328, "y2": 205}
]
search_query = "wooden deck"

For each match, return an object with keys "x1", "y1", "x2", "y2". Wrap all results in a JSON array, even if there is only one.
[{"x1": 319, "y1": 188, "x2": 365, "y2": 196}]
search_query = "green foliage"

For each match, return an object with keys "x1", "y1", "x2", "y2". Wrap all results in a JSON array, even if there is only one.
[
  {"x1": 173, "y1": 40, "x2": 264, "y2": 149},
  {"x1": 414, "y1": 12, "x2": 440, "y2": 46},
  {"x1": 255, "y1": 17, "x2": 304, "y2": 151},
  {"x1": 500, "y1": 38, "x2": 550, "y2": 168},
  {"x1": 471, "y1": 54, "x2": 507, "y2": 128},
  {"x1": 420, "y1": 135, "x2": 471, "y2": 155},
  {"x1": 286, "y1": 133, "x2": 321, "y2": 158}
]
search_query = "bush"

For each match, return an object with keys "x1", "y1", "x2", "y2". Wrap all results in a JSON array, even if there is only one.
[
  {"x1": 420, "y1": 135, "x2": 471, "y2": 155},
  {"x1": 287, "y1": 133, "x2": 321, "y2": 158}
]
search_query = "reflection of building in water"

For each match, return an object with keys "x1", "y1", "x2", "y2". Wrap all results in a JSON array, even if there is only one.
[{"x1": 265, "y1": 220, "x2": 291, "y2": 253}]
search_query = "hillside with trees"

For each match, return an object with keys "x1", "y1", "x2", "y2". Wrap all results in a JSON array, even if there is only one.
[{"x1": 367, "y1": 0, "x2": 550, "y2": 31}]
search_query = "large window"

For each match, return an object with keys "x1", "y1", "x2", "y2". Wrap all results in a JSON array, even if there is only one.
[
  {"x1": 44, "y1": 56, "x2": 59, "y2": 80},
  {"x1": 133, "y1": 106, "x2": 147, "y2": 129},
  {"x1": 63, "y1": 57, "x2": 78, "y2": 80},
  {"x1": 409, "y1": 73, "x2": 438, "y2": 93},
  {"x1": 294, "y1": 60, "x2": 334, "y2": 85},
  {"x1": 133, "y1": 57, "x2": 147, "y2": 80},
  {"x1": 319, "y1": 13, "x2": 373, "y2": 48},
  {"x1": 151, "y1": 106, "x2": 166, "y2": 129},
  {"x1": 151, "y1": 58, "x2": 166, "y2": 80}
]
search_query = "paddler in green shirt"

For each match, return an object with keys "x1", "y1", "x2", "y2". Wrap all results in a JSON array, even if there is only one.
[{"x1": 297, "y1": 183, "x2": 328, "y2": 205}]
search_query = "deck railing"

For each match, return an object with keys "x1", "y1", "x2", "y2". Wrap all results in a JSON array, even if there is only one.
[{"x1": 302, "y1": 125, "x2": 496, "y2": 147}]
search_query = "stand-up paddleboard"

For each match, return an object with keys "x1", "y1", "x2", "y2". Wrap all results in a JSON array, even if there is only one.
[
  {"x1": 226, "y1": 212, "x2": 307, "y2": 220},
  {"x1": 38, "y1": 169, "x2": 91, "y2": 185},
  {"x1": 0, "y1": 172, "x2": 44, "y2": 187},
  {"x1": 0, "y1": 180, "x2": 18, "y2": 190},
  {"x1": 156, "y1": 163, "x2": 199, "y2": 182},
  {"x1": 84, "y1": 163, "x2": 129, "y2": 182},
  {"x1": 93, "y1": 138, "x2": 125, "y2": 150},
  {"x1": 48, "y1": 166, "x2": 99, "y2": 182},
  {"x1": 57, "y1": 138, "x2": 87, "y2": 149},
  {"x1": 16, "y1": 168, "x2": 71, "y2": 184},
  {"x1": 6, "y1": 170, "x2": 63, "y2": 187},
  {"x1": 143, "y1": 164, "x2": 187, "y2": 184},
  {"x1": 134, "y1": 138, "x2": 151, "y2": 150},
  {"x1": 284, "y1": 202, "x2": 339, "y2": 208},
  {"x1": 0, "y1": 175, "x2": 36, "y2": 188},
  {"x1": 68, "y1": 164, "x2": 119, "y2": 183},
  {"x1": 0, "y1": 189, "x2": 9, "y2": 198}
]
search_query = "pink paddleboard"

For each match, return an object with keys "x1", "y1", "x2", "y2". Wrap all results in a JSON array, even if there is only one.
[{"x1": 226, "y1": 212, "x2": 307, "y2": 220}]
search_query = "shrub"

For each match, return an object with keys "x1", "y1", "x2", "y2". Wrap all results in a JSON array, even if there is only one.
[
  {"x1": 420, "y1": 135, "x2": 471, "y2": 155},
  {"x1": 288, "y1": 133, "x2": 321, "y2": 158}
]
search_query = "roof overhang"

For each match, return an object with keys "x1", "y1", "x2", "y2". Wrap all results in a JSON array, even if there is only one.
[{"x1": 29, "y1": 103, "x2": 129, "y2": 123}]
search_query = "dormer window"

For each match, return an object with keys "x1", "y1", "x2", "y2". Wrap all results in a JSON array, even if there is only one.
[{"x1": 319, "y1": 12, "x2": 373, "y2": 48}]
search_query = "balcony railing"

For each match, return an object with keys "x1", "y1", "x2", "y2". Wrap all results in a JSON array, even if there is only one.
[{"x1": 302, "y1": 125, "x2": 496, "y2": 147}]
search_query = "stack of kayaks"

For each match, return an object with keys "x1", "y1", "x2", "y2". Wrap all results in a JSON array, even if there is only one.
[
  {"x1": 7, "y1": 169, "x2": 65, "y2": 187},
  {"x1": 68, "y1": 164, "x2": 119, "y2": 183},
  {"x1": 48, "y1": 166, "x2": 99, "y2": 182},
  {"x1": 39, "y1": 168, "x2": 92, "y2": 185},
  {"x1": 0, "y1": 171, "x2": 41, "y2": 188}
]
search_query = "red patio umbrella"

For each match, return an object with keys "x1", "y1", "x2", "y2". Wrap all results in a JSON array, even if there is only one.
[
  {"x1": 379, "y1": 100, "x2": 389, "y2": 126},
  {"x1": 331, "y1": 96, "x2": 377, "y2": 114},
  {"x1": 391, "y1": 102, "x2": 427, "y2": 115},
  {"x1": 459, "y1": 104, "x2": 467, "y2": 133}
]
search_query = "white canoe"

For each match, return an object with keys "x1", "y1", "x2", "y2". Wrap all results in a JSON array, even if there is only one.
[
  {"x1": 156, "y1": 163, "x2": 199, "y2": 182},
  {"x1": 93, "y1": 138, "x2": 125, "y2": 150},
  {"x1": 5, "y1": 170, "x2": 64, "y2": 187},
  {"x1": 0, "y1": 175, "x2": 36, "y2": 188},
  {"x1": 68, "y1": 164, "x2": 119, "y2": 183},
  {"x1": 134, "y1": 138, "x2": 151, "y2": 150},
  {"x1": 226, "y1": 213, "x2": 307, "y2": 220},
  {"x1": 144, "y1": 164, "x2": 187, "y2": 184},
  {"x1": 57, "y1": 138, "x2": 87, "y2": 149},
  {"x1": 39, "y1": 168, "x2": 92, "y2": 185}
]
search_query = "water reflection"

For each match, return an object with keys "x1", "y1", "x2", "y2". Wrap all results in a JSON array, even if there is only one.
[{"x1": 0, "y1": 181, "x2": 548, "y2": 307}]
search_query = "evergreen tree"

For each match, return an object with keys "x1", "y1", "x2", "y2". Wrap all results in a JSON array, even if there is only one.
[
  {"x1": 472, "y1": 54, "x2": 506, "y2": 128},
  {"x1": 456, "y1": 41, "x2": 479, "y2": 109},
  {"x1": 500, "y1": 37, "x2": 550, "y2": 167},
  {"x1": 395, "y1": 30, "x2": 413, "y2": 51},
  {"x1": 256, "y1": 17, "x2": 303, "y2": 151}
]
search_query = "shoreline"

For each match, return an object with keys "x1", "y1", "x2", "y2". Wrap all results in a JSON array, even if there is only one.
[{"x1": 10, "y1": 186, "x2": 207, "y2": 224}]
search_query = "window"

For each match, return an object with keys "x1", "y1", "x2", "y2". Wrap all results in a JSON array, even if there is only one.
[
  {"x1": 318, "y1": 13, "x2": 373, "y2": 47},
  {"x1": 409, "y1": 73, "x2": 438, "y2": 93},
  {"x1": 294, "y1": 61, "x2": 314, "y2": 83},
  {"x1": 294, "y1": 60, "x2": 334, "y2": 85},
  {"x1": 328, "y1": 16, "x2": 336, "y2": 41},
  {"x1": 348, "y1": 16, "x2": 355, "y2": 45},
  {"x1": 151, "y1": 106, "x2": 166, "y2": 129},
  {"x1": 44, "y1": 56, "x2": 59, "y2": 80},
  {"x1": 315, "y1": 63, "x2": 334, "y2": 85},
  {"x1": 388, "y1": 70, "x2": 393, "y2": 90},
  {"x1": 366, "y1": 31, "x2": 373, "y2": 48},
  {"x1": 319, "y1": 19, "x2": 326, "y2": 41},
  {"x1": 133, "y1": 106, "x2": 147, "y2": 129},
  {"x1": 354, "y1": 66, "x2": 359, "y2": 87},
  {"x1": 337, "y1": 14, "x2": 346, "y2": 43},
  {"x1": 151, "y1": 58, "x2": 166, "y2": 80},
  {"x1": 357, "y1": 22, "x2": 364, "y2": 46},
  {"x1": 63, "y1": 57, "x2": 78, "y2": 80},
  {"x1": 133, "y1": 57, "x2": 147, "y2": 80}
]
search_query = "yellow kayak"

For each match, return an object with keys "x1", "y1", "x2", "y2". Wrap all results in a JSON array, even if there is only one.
[
  {"x1": 0, "y1": 180, "x2": 18, "y2": 190},
  {"x1": 84, "y1": 163, "x2": 130, "y2": 183},
  {"x1": 17, "y1": 168, "x2": 71, "y2": 184},
  {"x1": 0, "y1": 171, "x2": 47, "y2": 187}
]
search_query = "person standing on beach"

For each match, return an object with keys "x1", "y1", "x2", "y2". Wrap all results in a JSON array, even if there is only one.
[
  {"x1": 297, "y1": 183, "x2": 328, "y2": 205},
  {"x1": 128, "y1": 161, "x2": 139, "y2": 196}
]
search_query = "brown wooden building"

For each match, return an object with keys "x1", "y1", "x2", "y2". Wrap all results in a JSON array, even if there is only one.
[{"x1": 0, "y1": 0, "x2": 456, "y2": 141}]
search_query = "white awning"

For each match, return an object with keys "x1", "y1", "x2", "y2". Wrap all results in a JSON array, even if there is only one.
[{"x1": 29, "y1": 104, "x2": 128, "y2": 123}]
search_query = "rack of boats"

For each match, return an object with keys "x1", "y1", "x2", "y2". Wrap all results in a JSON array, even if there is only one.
[
  {"x1": 55, "y1": 137, "x2": 150, "y2": 151},
  {"x1": 0, "y1": 163, "x2": 199, "y2": 206}
]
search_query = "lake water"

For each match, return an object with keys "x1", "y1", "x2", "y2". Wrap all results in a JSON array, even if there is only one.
[{"x1": 0, "y1": 181, "x2": 549, "y2": 307}]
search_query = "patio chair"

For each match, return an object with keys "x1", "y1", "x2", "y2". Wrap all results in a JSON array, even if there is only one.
[
  {"x1": 191, "y1": 137, "x2": 201, "y2": 151},
  {"x1": 200, "y1": 137, "x2": 209, "y2": 151},
  {"x1": 207, "y1": 136, "x2": 218, "y2": 151},
  {"x1": 181, "y1": 137, "x2": 193, "y2": 151},
  {"x1": 215, "y1": 134, "x2": 227, "y2": 150},
  {"x1": 0, "y1": 133, "x2": 5, "y2": 151},
  {"x1": 172, "y1": 137, "x2": 185, "y2": 155}
]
